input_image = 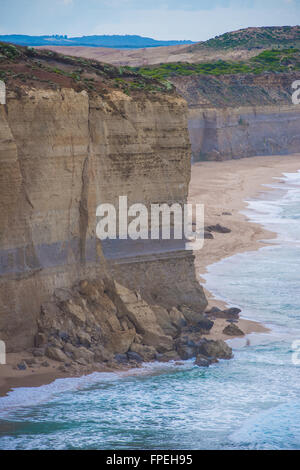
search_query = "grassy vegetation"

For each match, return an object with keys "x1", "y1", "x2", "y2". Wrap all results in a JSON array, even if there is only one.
[
  {"x1": 0, "y1": 43, "x2": 21, "y2": 59},
  {"x1": 1, "y1": 41, "x2": 298, "y2": 97},
  {"x1": 0, "y1": 42, "x2": 175, "y2": 96},
  {"x1": 132, "y1": 49, "x2": 300, "y2": 79}
]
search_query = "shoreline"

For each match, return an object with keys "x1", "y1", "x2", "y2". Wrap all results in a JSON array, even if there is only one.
[
  {"x1": 1, "y1": 154, "x2": 300, "y2": 397},
  {"x1": 190, "y1": 154, "x2": 300, "y2": 339}
]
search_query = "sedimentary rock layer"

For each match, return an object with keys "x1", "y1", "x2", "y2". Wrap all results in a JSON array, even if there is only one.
[
  {"x1": 0, "y1": 85, "x2": 206, "y2": 351},
  {"x1": 171, "y1": 73, "x2": 300, "y2": 161}
]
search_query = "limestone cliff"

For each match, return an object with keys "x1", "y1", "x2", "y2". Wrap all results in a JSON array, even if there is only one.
[
  {"x1": 0, "y1": 45, "x2": 207, "y2": 355},
  {"x1": 171, "y1": 73, "x2": 300, "y2": 161},
  {"x1": 34, "y1": 42, "x2": 300, "y2": 163}
]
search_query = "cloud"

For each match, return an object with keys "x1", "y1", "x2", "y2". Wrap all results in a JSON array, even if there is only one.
[{"x1": 1, "y1": 0, "x2": 300, "y2": 39}]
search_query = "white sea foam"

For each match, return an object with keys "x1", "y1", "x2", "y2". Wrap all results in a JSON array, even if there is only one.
[
  {"x1": 230, "y1": 401, "x2": 300, "y2": 449},
  {"x1": 0, "y1": 360, "x2": 192, "y2": 418}
]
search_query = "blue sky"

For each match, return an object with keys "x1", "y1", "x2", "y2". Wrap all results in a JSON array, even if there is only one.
[{"x1": 1, "y1": 0, "x2": 300, "y2": 41}]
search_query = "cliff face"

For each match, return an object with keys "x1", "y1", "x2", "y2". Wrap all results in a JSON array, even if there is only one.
[
  {"x1": 188, "y1": 105, "x2": 300, "y2": 161},
  {"x1": 171, "y1": 73, "x2": 300, "y2": 161},
  {"x1": 0, "y1": 84, "x2": 207, "y2": 352}
]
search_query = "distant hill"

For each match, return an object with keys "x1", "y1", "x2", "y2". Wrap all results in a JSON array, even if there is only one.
[
  {"x1": 0, "y1": 34, "x2": 194, "y2": 49},
  {"x1": 190, "y1": 25, "x2": 300, "y2": 51}
]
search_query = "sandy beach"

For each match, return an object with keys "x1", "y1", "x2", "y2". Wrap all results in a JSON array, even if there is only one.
[
  {"x1": 190, "y1": 154, "x2": 300, "y2": 339},
  {"x1": 1, "y1": 154, "x2": 300, "y2": 396}
]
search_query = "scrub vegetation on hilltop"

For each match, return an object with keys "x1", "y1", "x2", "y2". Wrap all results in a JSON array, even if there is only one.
[
  {"x1": 132, "y1": 48, "x2": 300, "y2": 79},
  {"x1": 0, "y1": 42, "x2": 175, "y2": 96},
  {"x1": 188, "y1": 26, "x2": 300, "y2": 51}
]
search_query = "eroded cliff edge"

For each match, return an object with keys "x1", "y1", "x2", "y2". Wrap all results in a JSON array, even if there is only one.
[{"x1": 0, "y1": 46, "x2": 209, "y2": 365}]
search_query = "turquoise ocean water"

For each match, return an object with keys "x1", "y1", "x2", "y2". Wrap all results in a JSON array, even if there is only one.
[{"x1": 0, "y1": 170, "x2": 299, "y2": 450}]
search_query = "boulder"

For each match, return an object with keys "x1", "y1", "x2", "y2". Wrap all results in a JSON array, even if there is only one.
[
  {"x1": 17, "y1": 361, "x2": 27, "y2": 370},
  {"x1": 223, "y1": 324, "x2": 245, "y2": 337},
  {"x1": 157, "y1": 350, "x2": 180, "y2": 362},
  {"x1": 206, "y1": 307, "x2": 241, "y2": 320},
  {"x1": 77, "y1": 331, "x2": 92, "y2": 348},
  {"x1": 38, "y1": 302, "x2": 63, "y2": 333},
  {"x1": 106, "y1": 329, "x2": 136, "y2": 354},
  {"x1": 93, "y1": 345, "x2": 113, "y2": 363},
  {"x1": 32, "y1": 348, "x2": 45, "y2": 357},
  {"x1": 109, "y1": 282, "x2": 170, "y2": 349},
  {"x1": 62, "y1": 300, "x2": 86, "y2": 326},
  {"x1": 46, "y1": 346, "x2": 69, "y2": 363},
  {"x1": 127, "y1": 351, "x2": 143, "y2": 363},
  {"x1": 105, "y1": 282, "x2": 176, "y2": 358},
  {"x1": 130, "y1": 343, "x2": 157, "y2": 361},
  {"x1": 196, "y1": 339, "x2": 233, "y2": 360},
  {"x1": 205, "y1": 224, "x2": 231, "y2": 234},
  {"x1": 48, "y1": 336, "x2": 63, "y2": 349},
  {"x1": 78, "y1": 280, "x2": 104, "y2": 301},
  {"x1": 205, "y1": 306, "x2": 222, "y2": 315},
  {"x1": 152, "y1": 306, "x2": 178, "y2": 338},
  {"x1": 175, "y1": 338, "x2": 196, "y2": 360},
  {"x1": 72, "y1": 346, "x2": 95, "y2": 364},
  {"x1": 188, "y1": 316, "x2": 214, "y2": 333},
  {"x1": 58, "y1": 331, "x2": 70, "y2": 342},
  {"x1": 204, "y1": 231, "x2": 214, "y2": 239},
  {"x1": 25, "y1": 358, "x2": 37, "y2": 366},
  {"x1": 114, "y1": 354, "x2": 128, "y2": 364},
  {"x1": 142, "y1": 330, "x2": 173, "y2": 353},
  {"x1": 168, "y1": 307, "x2": 187, "y2": 329},
  {"x1": 63, "y1": 343, "x2": 95, "y2": 363},
  {"x1": 194, "y1": 354, "x2": 212, "y2": 368},
  {"x1": 222, "y1": 308, "x2": 241, "y2": 318},
  {"x1": 64, "y1": 342, "x2": 77, "y2": 356},
  {"x1": 179, "y1": 305, "x2": 207, "y2": 325}
]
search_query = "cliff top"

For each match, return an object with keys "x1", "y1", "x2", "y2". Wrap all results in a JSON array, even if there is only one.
[
  {"x1": 186, "y1": 26, "x2": 300, "y2": 52},
  {"x1": 0, "y1": 42, "x2": 175, "y2": 98}
]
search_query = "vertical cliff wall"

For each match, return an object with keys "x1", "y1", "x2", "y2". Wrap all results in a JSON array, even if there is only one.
[
  {"x1": 0, "y1": 85, "x2": 206, "y2": 352},
  {"x1": 171, "y1": 73, "x2": 300, "y2": 161},
  {"x1": 188, "y1": 105, "x2": 300, "y2": 161}
]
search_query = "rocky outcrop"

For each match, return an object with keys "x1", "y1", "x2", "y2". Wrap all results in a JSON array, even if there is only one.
[
  {"x1": 223, "y1": 324, "x2": 245, "y2": 337},
  {"x1": 171, "y1": 73, "x2": 300, "y2": 161},
  {"x1": 31, "y1": 277, "x2": 232, "y2": 370},
  {"x1": 0, "y1": 48, "x2": 207, "y2": 353}
]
